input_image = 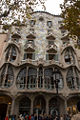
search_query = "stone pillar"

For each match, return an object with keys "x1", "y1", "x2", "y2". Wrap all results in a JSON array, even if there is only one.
[
  {"x1": 37, "y1": 68, "x2": 39, "y2": 88},
  {"x1": 25, "y1": 66, "x2": 28, "y2": 89},
  {"x1": 2, "y1": 65, "x2": 8, "y2": 87},
  {"x1": 64, "y1": 99, "x2": 67, "y2": 114},
  {"x1": 43, "y1": 68, "x2": 45, "y2": 89},
  {"x1": 10, "y1": 98, "x2": 15, "y2": 115},
  {"x1": 62, "y1": 70, "x2": 68, "y2": 90},
  {"x1": 46, "y1": 99, "x2": 49, "y2": 115},
  {"x1": 73, "y1": 67, "x2": 77, "y2": 89},
  {"x1": 6, "y1": 104, "x2": 11, "y2": 117},
  {"x1": 31, "y1": 98, "x2": 34, "y2": 114}
]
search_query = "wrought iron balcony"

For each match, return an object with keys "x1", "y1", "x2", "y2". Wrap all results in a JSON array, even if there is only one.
[{"x1": 24, "y1": 42, "x2": 35, "y2": 52}]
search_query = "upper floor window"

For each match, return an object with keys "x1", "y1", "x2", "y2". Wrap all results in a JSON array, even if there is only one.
[
  {"x1": 6, "y1": 46, "x2": 17, "y2": 62},
  {"x1": 48, "y1": 40, "x2": 54, "y2": 45},
  {"x1": 23, "y1": 52, "x2": 35, "y2": 60},
  {"x1": 0, "y1": 65, "x2": 14, "y2": 88},
  {"x1": 47, "y1": 21, "x2": 52, "y2": 28},
  {"x1": 30, "y1": 20, "x2": 35, "y2": 27},
  {"x1": 64, "y1": 48, "x2": 75, "y2": 64},
  {"x1": 66, "y1": 67, "x2": 80, "y2": 89},
  {"x1": 46, "y1": 54, "x2": 59, "y2": 61}
]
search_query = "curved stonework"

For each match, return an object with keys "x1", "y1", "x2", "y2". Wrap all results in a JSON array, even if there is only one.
[{"x1": 0, "y1": 11, "x2": 80, "y2": 119}]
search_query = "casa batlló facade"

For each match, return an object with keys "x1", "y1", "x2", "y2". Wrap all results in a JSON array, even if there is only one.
[{"x1": 0, "y1": 11, "x2": 80, "y2": 119}]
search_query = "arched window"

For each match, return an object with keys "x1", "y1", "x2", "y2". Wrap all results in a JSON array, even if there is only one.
[
  {"x1": 53, "y1": 67, "x2": 63, "y2": 89},
  {"x1": 0, "y1": 65, "x2": 14, "y2": 88},
  {"x1": 66, "y1": 67, "x2": 80, "y2": 89},
  {"x1": 44, "y1": 68, "x2": 54, "y2": 90},
  {"x1": 27, "y1": 67, "x2": 37, "y2": 89},
  {"x1": 6, "y1": 46, "x2": 17, "y2": 62},
  {"x1": 64, "y1": 48, "x2": 75, "y2": 64},
  {"x1": 38, "y1": 67, "x2": 43, "y2": 88},
  {"x1": 19, "y1": 97, "x2": 31, "y2": 115},
  {"x1": 16, "y1": 68, "x2": 26, "y2": 89}
]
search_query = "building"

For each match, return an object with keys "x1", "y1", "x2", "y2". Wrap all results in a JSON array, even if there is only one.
[{"x1": 0, "y1": 11, "x2": 80, "y2": 119}]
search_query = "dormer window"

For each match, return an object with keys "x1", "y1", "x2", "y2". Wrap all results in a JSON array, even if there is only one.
[
  {"x1": 30, "y1": 20, "x2": 35, "y2": 27},
  {"x1": 47, "y1": 21, "x2": 52, "y2": 28}
]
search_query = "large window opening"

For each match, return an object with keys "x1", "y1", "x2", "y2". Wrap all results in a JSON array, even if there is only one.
[
  {"x1": 6, "y1": 46, "x2": 17, "y2": 62},
  {"x1": 27, "y1": 67, "x2": 37, "y2": 89},
  {"x1": 64, "y1": 48, "x2": 75, "y2": 64},
  {"x1": 16, "y1": 68, "x2": 26, "y2": 89},
  {"x1": 53, "y1": 67, "x2": 63, "y2": 89},
  {"x1": 0, "y1": 65, "x2": 14, "y2": 88},
  {"x1": 44, "y1": 68, "x2": 54, "y2": 89}
]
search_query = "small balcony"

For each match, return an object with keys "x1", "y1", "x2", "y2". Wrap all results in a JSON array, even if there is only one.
[
  {"x1": 11, "y1": 32, "x2": 21, "y2": 39},
  {"x1": 24, "y1": 42, "x2": 35, "y2": 52},
  {"x1": 46, "y1": 34, "x2": 55, "y2": 40},
  {"x1": 47, "y1": 44, "x2": 57, "y2": 53}
]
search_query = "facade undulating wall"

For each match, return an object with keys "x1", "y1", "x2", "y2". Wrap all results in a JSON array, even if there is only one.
[{"x1": 0, "y1": 11, "x2": 80, "y2": 119}]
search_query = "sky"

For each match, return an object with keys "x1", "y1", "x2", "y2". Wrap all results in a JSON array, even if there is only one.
[{"x1": 35, "y1": 0, "x2": 64, "y2": 15}]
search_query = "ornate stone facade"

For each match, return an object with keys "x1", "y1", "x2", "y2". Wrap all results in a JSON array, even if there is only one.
[{"x1": 0, "y1": 11, "x2": 80, "y2": 119}]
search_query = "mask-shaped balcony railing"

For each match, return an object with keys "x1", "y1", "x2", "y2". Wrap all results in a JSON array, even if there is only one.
[
  {"x1": 24, "y1": 42, "x2": 35, "y2": 52},
  {"x1": 46, "y1": 44, "x2": 57, "y2": 53}
]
